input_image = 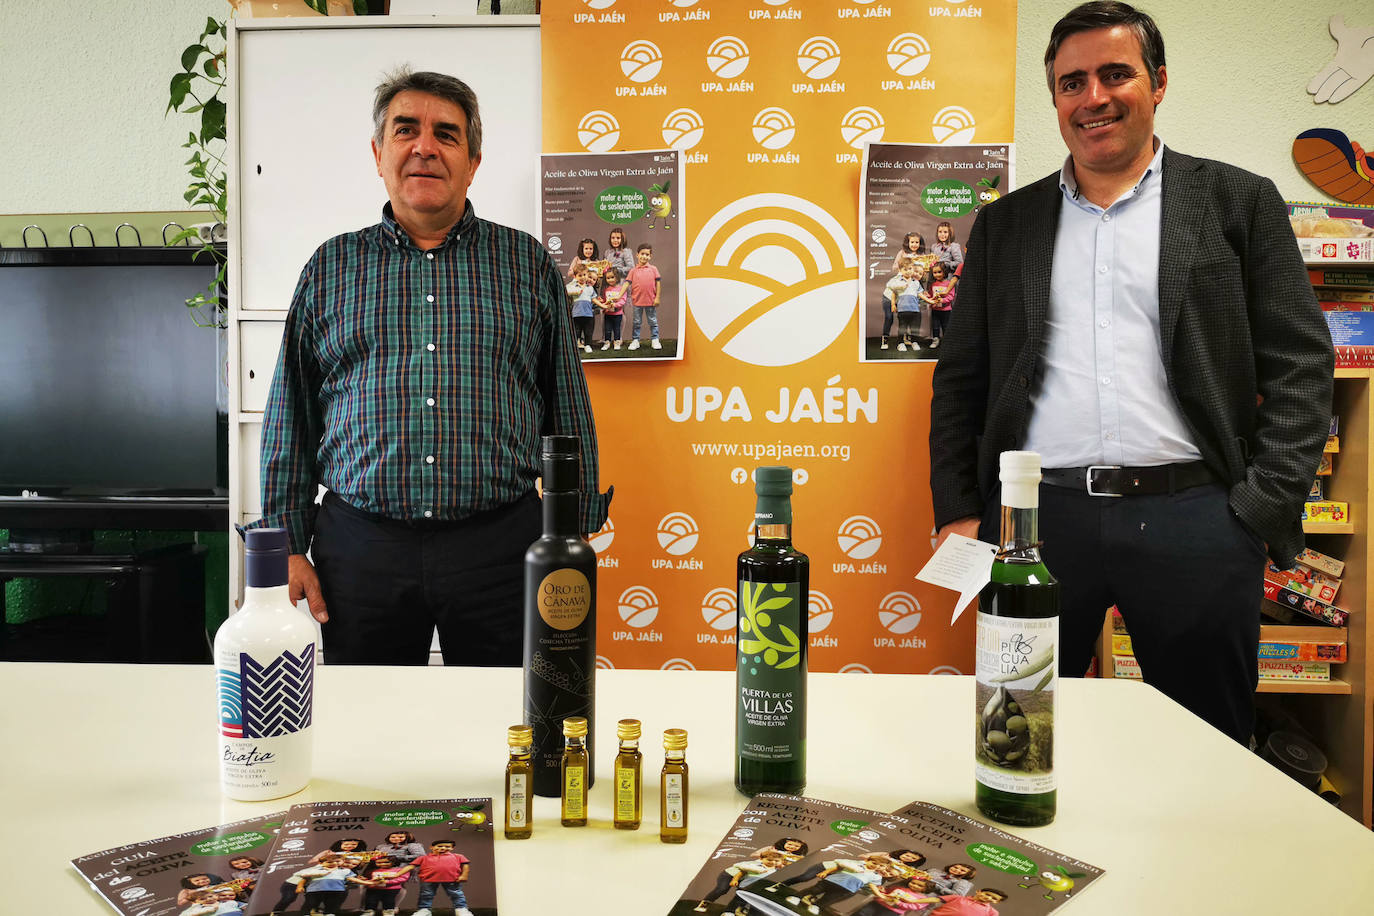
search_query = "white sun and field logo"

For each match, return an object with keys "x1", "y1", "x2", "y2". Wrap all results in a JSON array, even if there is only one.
[
  {"x1": 656, "y1": 512, "x2": 700, "y2": 556},
  {"x1": 706, "y1": 36, "x2": 750, "y2": 79},
  {"x1": 928, "y1": 665, "x2": 964, "y2": 675},
  {"x1": 932, "y1": 106, "x2": 976, "y2": 144},
  {"x1": 595, "y1": 655, "x2": 615, "y2": 669},
  {"x1": 840, "y1": 106, "x2": 885, "y2": 149},
  {"x1": 583, "y1": 0, "x2": 617, "y2": 9},
  {"x1": 836, "y1": 515, "x2": 883, "y2": 560},
  {"x1": 887, "y1": 32, "x2": 932, "y2": 76},
  {"x1": 662, "y1": 108, "x2": 705, "y2": 150},
  {"x1": 839, "y1": 663, "x2": 874, "y2": 674},
  {"x1": 588, "y1": 517, "x2": 615, "y2": 554},
  {"x1": 620, "y1": 39, "x2": 664, "y2": 83},
  {"x1": 878, "y1": 591, "x2": 922, "y2": 634},
  {"x1": 751, "y1": 107, "x2": 796, "y2": 150},
  {"x1": 662, "y1": 658, "x2": 698, "y2": 670},
  {"x1": 701, "y1": 587, "x2": 738, "y2": 631},
  {"x1": 669, "y1": 0, "x2": 700, "y2": 6},
  {"x1": 809, "y1": 589, "x2": 835, "y2": 633},
  {"x1": 577, "y1": 110, "x2": 621, "y2": 152},
  {"x1": 687, "y1": 193, "x2": 858, "y2": 367},
  {"x1": 618, "y1": 586, "x2": 660, "y2": 628},
  {"x1": 796, "y1": 36, "x2": 841, "y2": 79}
]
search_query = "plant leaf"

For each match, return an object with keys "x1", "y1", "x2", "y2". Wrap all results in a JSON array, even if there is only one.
[
  {"x1": 201, "y1": 97, "x2": 226, "y2": 144},
  {"x1": 201, "y1": 16, "x2": 219, "y2": 41},
  {"x1": 353, "y1": 0, "x2": 370, "y2": 13},
  {"x1": 303, "y1": 0, "x2": 329, "y2": 13},
  {"x1": 203, "y1": 58, "x2": 220, "y2": 78},
  {"x1": 166, "y1": 227, "x2": 199, "y2": 246},
  {"x1": 181, "y1": 44, "x2": 206, "y2": 72},
  {"x1": 168, "y1": 72, "x2": 194, "y2": 112}
]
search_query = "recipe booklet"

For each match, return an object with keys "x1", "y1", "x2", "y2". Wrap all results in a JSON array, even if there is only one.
[
  {"x1": 72, "y1": 812, "x2": 286, "y2": 916},
  {"x1": 668, "y1": 794, "x2": 1102, "y2": 915},
  {"x1": 245, "y1": 798, "x2": 497, "y2": 916}
]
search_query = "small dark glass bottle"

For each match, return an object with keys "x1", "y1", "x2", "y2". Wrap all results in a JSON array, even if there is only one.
[
  {"x1": 975, "y1": 451, "x2": 1059, "y2": 827},
  {"x1": 735, "y1": 466, "x2": 808, "y2": 796},
  {"x1": 524, "y1": 436, "x2": 597, "y2": 797}
]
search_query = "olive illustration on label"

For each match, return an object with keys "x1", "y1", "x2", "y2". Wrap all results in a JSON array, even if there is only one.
[{"x1": 980, "y1": 685, "x2": 1030, "y2": 766}]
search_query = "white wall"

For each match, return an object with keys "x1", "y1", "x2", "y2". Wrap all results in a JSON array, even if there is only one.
[
  {"x1": 0, "y1": 0, "x2": 224, "y2": 214},
  {"x1": 2, "y1": 1, "x2": 1371, "y2": 213}
]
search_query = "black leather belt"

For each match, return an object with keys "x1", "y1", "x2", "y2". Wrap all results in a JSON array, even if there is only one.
[{"x1": 1041, "y1": 462, "x2": 1216, "y2": 497}]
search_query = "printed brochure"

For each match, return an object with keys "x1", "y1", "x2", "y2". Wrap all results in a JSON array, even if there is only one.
[
  {"x1": 667, "y1": 793, "x2": 1101, "y2": 916},
  {"x1": 72, "y1": 812, "x2": 285, "y2": 916}
]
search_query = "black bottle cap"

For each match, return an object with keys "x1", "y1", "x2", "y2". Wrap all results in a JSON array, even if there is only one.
[
  {"x1": 542, "y1": 435, "x2": 581, "y2": 492},
  {"x1": 243, "y1": 527, "x2": 289, "y2": 589}
]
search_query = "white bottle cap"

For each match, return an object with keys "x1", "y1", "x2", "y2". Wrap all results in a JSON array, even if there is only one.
[{"x1": 1000, "y1": 450, "x2": 1042, "y2": 509}]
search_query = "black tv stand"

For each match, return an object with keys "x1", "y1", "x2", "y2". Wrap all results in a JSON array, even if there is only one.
[{"x1": 0, "y1": 542, "x2": 209, "y2": 663}]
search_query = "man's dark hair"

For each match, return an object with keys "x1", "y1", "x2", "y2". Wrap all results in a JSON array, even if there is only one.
[
  {"x1": 373, "y1": 65, "x2": 482, "y2": 157},
  {"x1": 636, "y1": 242, "x2": 653, "y2": 253},
  {"x1": 1044, "y1": 1, "x2": 1166, "y2": 94}
]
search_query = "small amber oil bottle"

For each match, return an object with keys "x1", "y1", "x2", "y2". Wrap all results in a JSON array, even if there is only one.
[
  {"x1": 660, "y1": 728, "x2": 689, "y2": 843},
  {"x1": 561, "y1": 717, "x2": 590, "y2": 827},
  {"x1": 504, "y1": 725, "x2": 533, "y2": 839},
  {"x1": 613, "y1": 718, "x2": 643, "y2": 830}
]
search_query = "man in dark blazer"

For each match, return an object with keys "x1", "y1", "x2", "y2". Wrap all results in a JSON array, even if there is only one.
[{"x1": 929, "y1": 1, "x2": 1334, "y2": 743}]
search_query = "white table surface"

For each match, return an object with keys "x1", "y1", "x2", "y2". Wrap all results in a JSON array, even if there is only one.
[{"x1": 2, "y1": 664, "x2": 1372, "y2": 914}]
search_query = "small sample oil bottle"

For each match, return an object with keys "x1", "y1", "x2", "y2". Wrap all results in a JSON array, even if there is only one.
[
  {"x1": 660, "y1": 728, "x2": 689, "y2": 843},
  {"x1": 561, "y1": 717, "x2": 590, "y2": 827},
  {"x1": 613, "y1": 718, "x2": 643, "y2": 830},
  {"x1": 504, "y1": 725, "x2": 533, "y2": 840}
]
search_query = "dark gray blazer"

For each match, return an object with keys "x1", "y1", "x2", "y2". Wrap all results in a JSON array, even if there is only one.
[{"x1": 929, "y1": 148, "x2": 1334, "y2": 567}]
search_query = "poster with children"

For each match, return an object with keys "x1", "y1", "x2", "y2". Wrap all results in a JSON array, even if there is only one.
[
  {"x1": 859, "y1": 143, "x2": 1012, "y2": 363},
  {"x1": 668, "y1": 794, "x2": 1101, "y2": 916},
  {"x1": 72, "y1": 812, "x2": 285, "y2": 916},
  {"x1": 244, "y1": 798, "x2": 496, "y2": 916},
  {"x1": 541, "y1": 148, "x2": 685, "y2": 361}
]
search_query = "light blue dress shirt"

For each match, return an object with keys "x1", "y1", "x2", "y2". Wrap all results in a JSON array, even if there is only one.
[{"x1": 1024, "y1": 141, "x2": 1202, "y2": 469}]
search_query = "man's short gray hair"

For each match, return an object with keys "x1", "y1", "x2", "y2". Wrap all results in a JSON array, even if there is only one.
[{"x1": 372, "y1": 65, "x2": 482, "y2": 157}]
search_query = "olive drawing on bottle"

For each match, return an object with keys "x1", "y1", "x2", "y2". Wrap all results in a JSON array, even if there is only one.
[
  {"x1": 736, "y1": 465, "x2": 808, "y2": 797},
  {"x1": 975, "y1": 450, "x2": 1059, "y2": 827}
]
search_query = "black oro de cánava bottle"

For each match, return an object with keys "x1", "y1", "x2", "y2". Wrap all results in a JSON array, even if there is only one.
[
  {"x1": 524, "y1": 435, "x2": 597, "y2": 798},
  {"x1": 736, "y1": 466, "x2": 808, "y2": 796},
  {"x1": 975, "y1": 450, "x2": 1059, "y2": 826}
]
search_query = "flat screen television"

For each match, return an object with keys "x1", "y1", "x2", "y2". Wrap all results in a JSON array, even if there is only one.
[{"x1": 0, "y1": 246, "x2": 229, "y2": 533}]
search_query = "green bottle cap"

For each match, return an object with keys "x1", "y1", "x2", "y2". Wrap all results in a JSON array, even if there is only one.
[{"x1": 754, "y1": 466, "x2": 793, "y2": 496}]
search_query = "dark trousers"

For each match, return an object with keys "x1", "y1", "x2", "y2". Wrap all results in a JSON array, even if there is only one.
[
  {"x1": 980, "y1": 481, "x2": 1265, "y2": 743},
  {"x1": 881, "y1": 309, "x2": 895, "y2": 338},
  {"x1": 603, "y1": 313, "x2": 623, "y2": 341},
  {"x1": 311, "y1": 491, "x2": 541, "y2": 666},
  {"x1": 932, "y1": 309, "x2": 951, "y2": 339}
]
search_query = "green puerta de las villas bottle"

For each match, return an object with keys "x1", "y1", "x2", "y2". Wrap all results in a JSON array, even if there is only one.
[
  {"x1": 736, "y1": 466, "x2": 808, "y2": 796},
  {"x1": 975, "y1": 450, "x2": 1059, "y2": 826}
]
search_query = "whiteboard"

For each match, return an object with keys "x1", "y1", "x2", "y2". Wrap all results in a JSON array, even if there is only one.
[{"x1": 232, "y1": 17, "x2": 540, "y2": 312}]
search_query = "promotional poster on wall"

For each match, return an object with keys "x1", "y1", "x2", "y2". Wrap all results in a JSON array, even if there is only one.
[
  {"x1": 860, "y1": 143, "x2": 1012, "y2": 362},
  {"x1": 541, "y1": 149, "x2": 685, "y2": 361}
]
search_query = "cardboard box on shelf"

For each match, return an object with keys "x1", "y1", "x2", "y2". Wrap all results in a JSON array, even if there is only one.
[
  {"x1": 1316, "y1": 453, "x2": 1333, "y2": 476},
  {"x1": 1258, "y1": 659, "x2": 1332, "y2": 681},
  {"x1": 1296, "y1": 547, "x2": 1344, "y2": 578},
  {"x1": 1302, "y1": 501, "x2": 1349, "y2": 524},
  {"x1": 1113, "y1": 654, "x2": 1142, "y2": 679},
  {"x1": 1309, "y1": 478, "x2": 1325, "y2": 501},
  {"x1": 1265, "y1": 563, "x2": 1340, "y2": 604},
  {"x1": 1111, "y1": 633, "x2": 1133, "y2": 656},
  {"x1": 1290, "y1": 202, "x2": 1374, "y2": 263},
  {"x1": 1262, "y1": 580, "x2": 1349, "y2": 627}
]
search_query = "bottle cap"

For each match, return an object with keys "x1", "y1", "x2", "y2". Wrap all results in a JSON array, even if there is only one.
[
  {"x1": 754, "y1": 466, "x2": 793, "y2": 496},
  {"x1": 242, "y1": 527, "x2": 289, "y2": 588},
  {"x1": 999, "y1": 450, "x2": 1042, "y2": 482},
  {"x1": 562, "y1": 716, "x2": 588, "y2": 738},
  {"x1": 507, "y1": 725, "x2": 532, "y2": 747},
  {"x1": 617, "y1": 718, "x2": 642, "y2": 740},
  {"x1": 663, "y1": 727, "x2": 688, "y2": 750},
  {"x1": 542, "y1": 435, "x2": 581, "y2": 492}
]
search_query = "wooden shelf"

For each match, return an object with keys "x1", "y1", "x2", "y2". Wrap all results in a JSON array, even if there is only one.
[
  {"x1": 1257, "y1": 678, "x2": 1352, "y2": 695},
  {"x1": 1304, "y1": 520, "x2": 1355, "y2": 535}
]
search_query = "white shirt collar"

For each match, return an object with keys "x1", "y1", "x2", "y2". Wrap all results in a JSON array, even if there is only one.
[{"x1": 1059, "y1": 137, "x2": 1165, "y2": 203}]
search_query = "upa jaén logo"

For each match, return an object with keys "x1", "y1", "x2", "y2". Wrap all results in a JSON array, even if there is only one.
[
  {"x1": 932, "y1": 106, "x2": 976, "y2": 144},
  {"x1": 840, "y1": 107, "x2": 886, "y2": 149},
  {"x1": 809, "y1": 589, "x2": 835, "y2": 633},
  {"x1": 837, "y1": 515, "x2": 883, "y2": 560},
  {"x1": 577, "y1": 110, "x2": 621, "y2": 152},
  {"x1": 887, "y1": 33, "x2": 932, "y2": 76},
  {"x1": 796, "y1": 37, "x2": 841, "y2": 79},
  {"x1": 701, "y1": 587, "x2": 738, "y2": 631},
  {"x1": 662, "y1": 108, "x2": 705, "y2": 150},
  {"x1": 620, "y1": 40, "x2": 664, "y2": 83},
  {"x1": 686, "y1": 193, "x2": 858, "y2": 366},
  {"x1": 706, "y1": 36, "x2": 751, "y2": 79},
  {"x1": 656, "y1": 512, "x2": 701, "y2": 556},
  {"x1": 878, "y1": 591, "x2": 922, "y2": 634},
  {"x1": 588, "y1": 517, "x2": 615, "y2": 554},
  {"x1": 618, "y1": 586, "x2": 660, "y2": 628},
  {"x1": 752, "y1": 107, "x2": 796, "y2": 149}
]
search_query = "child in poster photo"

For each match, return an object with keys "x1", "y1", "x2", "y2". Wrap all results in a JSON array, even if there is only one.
[
  {"x1": 931, "y1": 221, "x2": 963, "y2": 273},
  {"x1": 597, "y1": 267, "x2": 627, "y2": 351},
  {"x1": 567, "y1": 265, "x2": 598, "y2": 353},
  {"x1": 374, "y1": 830, "x2": 426, "y2": 864},
  {"x1": 694, "y1": 847, "x2": 793, "y2": 911},
  {"x1": 923, "y1": 261, "x2": 957, "y2": 349},
  {"x1": 177, "y1": 873, "x2": 226, "y2": 907},
  {"x1": 294, "y1": 853, "x2": 366, "y2": 916},
  {"x1": 411, "y1": 839, "x2": 472, "y2": 916},
  {"x1": 892, "y1": 231, "x2": 927, "y2": 272},
  {"x1": 356, "y1": 853, "x2": 415, "y2": 916},
  {"x1": 626, "y1": 243, "x2": 662, "y2": 350},
  {"x1": 884, "y1": 262, "x2": 925, "y2": 352},
  {"x1": 928, "y1": 863, "x2": 976, "y2": 897},
  {"x1": 604, "y1": 226, "x2": 635, "y2": 285}
]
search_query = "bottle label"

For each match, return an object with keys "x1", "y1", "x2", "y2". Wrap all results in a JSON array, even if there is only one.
[
  {"x1": 537, "y1": 569, "x2": 592, "y2": 630},
  {"x1": 508, "y1": 773, "x2": 528, "y2": 827},
  {"x1": 564, "y1": 765, "x2": 586, "y2": 817},
  {"x1": 615, "y1": 765, "x2": 637, "y2": 819},
  {"x1": 217, "y1": 644, "x2": 315, "y2": 738},
  {"x1": 664, "y1": 774, "x2": 685, "y2": 827},
  {"x1": 975, "y1": 612, "x2": 1057, "y2": 795},
  {"x1": 737, "y1": 580, "x2": 805, "y2": 763}
]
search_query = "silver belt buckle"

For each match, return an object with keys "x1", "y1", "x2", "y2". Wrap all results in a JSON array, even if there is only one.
[{"x1": 1085, "y1": 465, "x2": 1123, "y2": 497}]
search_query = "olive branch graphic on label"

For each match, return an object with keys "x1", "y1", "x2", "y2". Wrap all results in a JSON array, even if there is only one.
[{"x1": 739, "y1": 582, "x2": 801, "y2": 670}]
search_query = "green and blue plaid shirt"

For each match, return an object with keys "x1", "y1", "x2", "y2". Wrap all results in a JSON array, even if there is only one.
[{"x1": 255, "y1": 202, "x2": 610, "y2": 553}]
